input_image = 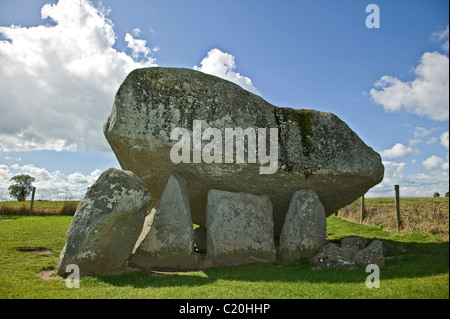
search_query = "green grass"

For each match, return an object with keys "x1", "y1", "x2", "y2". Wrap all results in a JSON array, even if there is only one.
[{"x1": 0, "y1": 214, "x2": 448, "y2": 299}]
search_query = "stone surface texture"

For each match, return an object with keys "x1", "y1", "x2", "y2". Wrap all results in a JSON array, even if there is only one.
[
  {"x1": 205, "y1": 189, "x2": 276, "y2": 266},
  {"x1": 104, "y1": 67, "x2": 384, "y2": 236},
  {"x1": 278, "y1": 189, "x2": 326, "y2": 262},
  {"x1": 353, "y1": 240, "x2": 385, "y2": 268},
  {"x1": 56, "y1": 168, "x2": 151, "y2": 276},
  {"x1": 310, "y1": 243, "x2": 358, "y2": 270},
  {"x1": 310, "y1": 237, "x2": 386, "y2": 270},
  {"x1": 130, "y1": 172, "x2": 198, "y2": 270}
]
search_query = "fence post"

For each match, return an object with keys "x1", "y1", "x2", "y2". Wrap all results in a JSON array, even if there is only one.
[
  {"x1": 29, "y1": 187, "x2": 36, "y2": 214},
  {"x1": 394, "y1": 185, "x2": 401, "y2": 231},
  {"x1": 360, "y1": 194, "x2": 365, "y2": 223}
]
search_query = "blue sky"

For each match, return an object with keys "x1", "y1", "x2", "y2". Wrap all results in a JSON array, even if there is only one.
[{"x1": 0, "y1": 0, "x2": 448, "y2": 200}]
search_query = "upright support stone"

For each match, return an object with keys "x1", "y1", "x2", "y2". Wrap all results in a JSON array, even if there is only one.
[
  {"x1": 130, "y1": 172, "x2": 198, "y2": 270},
  {"x1": 56, "y1": 168, "x2": 151, "y2": 276},
  {"x1": 206, "y1": 189, "x2": 276, "y2": 266},
  {"x1": 277, "y1": 189, "x2": 326, "y2": 262}
]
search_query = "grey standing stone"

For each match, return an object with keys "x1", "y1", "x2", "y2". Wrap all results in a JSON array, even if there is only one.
[
  {"x1": 130, "y1": 172, "x2": 198, "y2": 270},
  {"x1": 278, "y1": 189, "x2": 326, "y2": 262},
  {"x1": 206, "y1": 189, "x2": 276, "y2": 266},
  {"x1": 104, "y1": 67, "x2": 384, "y2": 237},
  {"x1": 56, "y1": 168, "x2": 151, "y2": 276}
]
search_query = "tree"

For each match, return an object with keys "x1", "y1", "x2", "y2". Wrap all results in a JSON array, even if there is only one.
[{"x1": 8, "y1": 174, "x2": 35, "y2": 201}]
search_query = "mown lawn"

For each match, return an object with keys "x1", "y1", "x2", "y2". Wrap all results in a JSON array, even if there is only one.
[{"x1": 0, "y1": 214, "x2": 448, "y2": 299}]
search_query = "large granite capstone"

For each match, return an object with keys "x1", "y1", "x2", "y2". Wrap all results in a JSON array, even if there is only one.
[{"x1": 104, "y1": 67, "x2": 384, "y2": 236}]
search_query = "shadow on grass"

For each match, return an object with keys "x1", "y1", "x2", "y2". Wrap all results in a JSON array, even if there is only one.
[{"x1": 97, "y1": 240, "x2": 449, "y2": 289}]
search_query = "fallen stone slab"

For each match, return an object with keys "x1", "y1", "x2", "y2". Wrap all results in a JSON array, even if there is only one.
[
  {"x1": 310, "y1": 236, "x2": 386, "y2": 270},
  {"x1": 104, "y1": 67, "x2": 384, "y2": 236},
  {"x1": 353, "y1": 239, "x2": 385, "y2": 268},
  {"x1": 309, "y1": 243, "x2": 358, "y2": 270},
  {"x1": 341, "y1": 236, "x2": 368, "y2": 250},
  {"x1": 339, "y1": 236, "x2": 368, "y2": 260},
  {"x1": 56, "y1": 168, "x2": 151, "y2": 276}
]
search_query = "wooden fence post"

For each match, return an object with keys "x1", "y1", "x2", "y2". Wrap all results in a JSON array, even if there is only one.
[
  {"x1": 29, "y1": 187, "x2": 36, "y2": 214},
  {"x1": 394, "y1": 184, "x2": 401, "y2": 231},
  {"x1": 360, "y1": 194, "x2": 365, "y2": 223}
]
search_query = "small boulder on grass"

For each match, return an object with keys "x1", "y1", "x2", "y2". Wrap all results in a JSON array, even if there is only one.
[
  {"x1": 309, "y1": 243, "x2": 358, "y2": 270},
  {"x1": 310, "y1": 237, "x2": 385, "y2": 270},
  {"x1": 56, "y1": 168, "x2": 151, "y2": 276},
  {"x1": 353, "y1": 240, "x2": 385, "y2": 268}
]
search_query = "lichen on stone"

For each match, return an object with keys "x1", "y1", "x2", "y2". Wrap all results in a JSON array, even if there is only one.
[{"x1": 281, "y1": 108, "x2": 316, "y2": 157}]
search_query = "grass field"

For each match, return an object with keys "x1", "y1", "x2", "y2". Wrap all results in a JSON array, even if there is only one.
[
  {"x1": 0, "y1": 213, "x2": 448, "y2": 299},
  {"x1": 338, "y1": 197, "x2": 449, "y2": 240},
  {"x1": 0, "y1": 200, "x2": 79, "y2": 216}
]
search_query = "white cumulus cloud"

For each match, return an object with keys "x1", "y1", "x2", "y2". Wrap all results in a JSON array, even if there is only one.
[
  {"x1": 426, "y1": 137, "x2": 437, "y2": 145},
  {"x1": 380, "y1": 143, "x2": 416, "y2": 159},
  {"x1": 0, "y1": 0, "x2": 157, "y2": 153},
  {"x1": 125, "y1": 32, "x2": 153, "y2": 60},
  {"x1": 409, "y1": 126, "x2": 437, "y2": 146},
  {"x1": 370, "y1": 51, "x2": 449, "y2": 121},
  {"x1": 414, "y1": 127, "x2": 433, "y2": 138},
  {"x1": 421, "y1": 155, "x2": 444, "y2": 170},
  {"x1": 381, "y1": 161, "x2": 407, "y2": 183},
  {"x1": 67, "y1": 169, "x2": 102, "y2": 184},
  {"x1": 367, "y1": 160, "x2": 448, "y2": 197},
  {"x1": 0, "y1": 164, "x2": 12, "y2": 183},
  {"x1": 0, "y1": 163, "x2": 104, "y2": 201},
  {"x1": 441, "y1": 131, "x2": 449, "y2": 149},
  {"x1": 194, "y1": 48, "x2": 261, "y2": 96},
  {"x1": 442, "y1": 154, "x2": 449, "y2": 170},
  {"x1": 431, "y1": 25, "x2": 449, "y2": 52}
]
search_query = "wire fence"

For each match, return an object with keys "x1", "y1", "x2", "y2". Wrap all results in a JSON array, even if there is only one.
[
  {"x1": 2, "y1": 178, "x2": 448, "y2": 201},
  {"x1": 366, "y1": 180, "x2": 449, "y2": 198},
  {"x1": 338, "y1": 179, "x2": 449, "y2": 238}
]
